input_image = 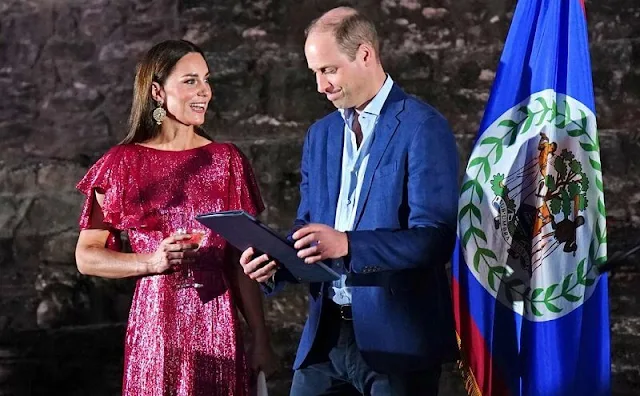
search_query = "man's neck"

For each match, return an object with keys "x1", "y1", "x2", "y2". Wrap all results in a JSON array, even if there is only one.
[{"x1": 355, "y1": 69, "x2": 388, "y2": 112}]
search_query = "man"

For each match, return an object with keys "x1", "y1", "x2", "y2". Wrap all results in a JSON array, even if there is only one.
[{"x1": 240, "y1": 6, "x2": 459, "y2": 395}]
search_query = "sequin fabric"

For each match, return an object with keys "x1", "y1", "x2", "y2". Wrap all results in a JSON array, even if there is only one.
[{"x1": 77, "y1": 142, "x2": 264, "y2": 396}]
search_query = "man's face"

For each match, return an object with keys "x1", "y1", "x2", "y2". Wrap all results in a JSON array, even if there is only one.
[{"x1": 305, "y1": 31, "x2": 366, "y2": 109}]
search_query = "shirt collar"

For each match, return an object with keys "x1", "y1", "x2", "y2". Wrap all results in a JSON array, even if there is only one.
[{"x1": 339, "y1": 74, "x2": 394, "y2": 123}]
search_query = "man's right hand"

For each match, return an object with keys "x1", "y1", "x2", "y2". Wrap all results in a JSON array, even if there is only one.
[{"x1": 239, "y1": 247, "x2": 279, "y2": 283}]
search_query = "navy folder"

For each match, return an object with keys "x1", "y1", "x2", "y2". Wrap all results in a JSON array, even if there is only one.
[{"x1": 196, "y1": 210, "x2": 340, "y2": 283}]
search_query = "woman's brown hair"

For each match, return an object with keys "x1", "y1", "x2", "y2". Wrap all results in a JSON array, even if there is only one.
[{"x1": 121, "y1": 40, "x2": 208, "y2": 144}]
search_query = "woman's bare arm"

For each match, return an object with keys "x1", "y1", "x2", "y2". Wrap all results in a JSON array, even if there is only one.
[
  {"x1": 228, "y1": 249, "x2": 270, "y2": 339},
  {"x1": 227, "y1": 248, "x2": 277, "y2": 374},
  {"x1": 75, "y1": 191, "x2": 195, "y2": 278}
]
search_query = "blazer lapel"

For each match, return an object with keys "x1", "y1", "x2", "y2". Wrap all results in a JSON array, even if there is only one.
[
  {"x1": 353, "y1": 86, "x2": 405, "y2": 229},
  {"x1": 325, "y1": 116, "x2": 344, "y2": 226}
]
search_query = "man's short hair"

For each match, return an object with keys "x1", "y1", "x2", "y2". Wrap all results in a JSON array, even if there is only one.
[{"x1": 305, "y1": 9, "x2": 380, "y2": 61}]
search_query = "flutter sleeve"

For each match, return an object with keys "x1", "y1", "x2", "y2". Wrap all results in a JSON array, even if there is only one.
[
  {"x1": 76, "y1": 146, "x2": 133, "y2": 250},
  {"x1": 227, "y1": 144, "x2": 265, "y2": 216}
]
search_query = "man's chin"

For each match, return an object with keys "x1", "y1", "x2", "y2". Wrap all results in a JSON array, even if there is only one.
[{"x1": 330, "y1": 99, "x2": 348, "y2": 109}]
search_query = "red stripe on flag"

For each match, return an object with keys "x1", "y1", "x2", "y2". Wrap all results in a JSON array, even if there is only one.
[
  {"x1": 452, "y1": 277, "x2": 509, "y2": 396},
  {"x1": 579, "y1": 0, "x2": 586, "y2": 12}
]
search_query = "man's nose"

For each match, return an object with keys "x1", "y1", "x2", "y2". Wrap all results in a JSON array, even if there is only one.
[{"x1": 316, "y1": 74, "x2": 330, "y2": 93}]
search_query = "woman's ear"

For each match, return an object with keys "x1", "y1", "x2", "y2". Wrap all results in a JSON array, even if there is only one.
[{"x1": 151, "y1": 82, "x2": 165, "y2": 104}]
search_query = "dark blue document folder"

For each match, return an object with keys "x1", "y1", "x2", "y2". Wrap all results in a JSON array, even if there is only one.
[{"x1": 196, "y1": 210, "x2": 340, "y2": 283}]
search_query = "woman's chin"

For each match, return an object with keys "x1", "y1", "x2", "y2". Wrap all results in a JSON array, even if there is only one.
[
  {"x1": 177, "y1": 117, "x2": 206, "y2": 127},
  {"x1": 192, "y1": 115, "x2": 207, "y2": 125}
]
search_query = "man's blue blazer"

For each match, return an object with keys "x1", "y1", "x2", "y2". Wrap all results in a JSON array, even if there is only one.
[{"x1": 272, "y1": 83, "x2": 459, "y2": 374}]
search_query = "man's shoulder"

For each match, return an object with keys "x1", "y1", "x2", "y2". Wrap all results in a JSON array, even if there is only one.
[
  {"x1": 310, "y1": 110, "x2": 342, "y2": 129},
  {"x1": 398, "y1": 91, "x2": 447, "y2": 124},
  {"x1": 305, "y1": 110, "x2": 342, "y2": 140},
  {"x1": 386, "y1": 85, "x2": 453, "y2": 141}
]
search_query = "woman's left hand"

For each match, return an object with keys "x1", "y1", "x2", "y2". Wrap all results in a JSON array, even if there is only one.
[{"x1": 250, "y1": 335, "x2": 278, "y2": 378}]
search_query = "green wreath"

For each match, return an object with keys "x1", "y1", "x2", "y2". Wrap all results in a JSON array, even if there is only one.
[{"x1": 459, "y1": 94, "x2": 607, "y2": 317}]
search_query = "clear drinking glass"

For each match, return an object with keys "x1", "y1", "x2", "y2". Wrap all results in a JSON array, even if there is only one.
[{"x1": 161, "y1": 207, "x2": 205, "y2": 289}]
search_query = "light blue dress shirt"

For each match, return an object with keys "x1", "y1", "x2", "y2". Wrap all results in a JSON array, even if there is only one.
[{"x1": 329, "y1": 75, "x2": 395, "y2": 305}]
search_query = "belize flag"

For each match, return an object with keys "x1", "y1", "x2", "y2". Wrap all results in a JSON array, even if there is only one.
[{"x1": 452, "y1": 0, "x2": 610, "y2": 395}]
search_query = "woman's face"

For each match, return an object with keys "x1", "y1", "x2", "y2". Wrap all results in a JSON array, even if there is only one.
[{"x1": 157, "y1": 52, "x2": 212, "y2": 127}]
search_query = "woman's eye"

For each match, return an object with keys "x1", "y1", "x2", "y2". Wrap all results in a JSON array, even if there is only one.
[{"x1": 185, "y1": 79, "x2": 195, "y2": 84}]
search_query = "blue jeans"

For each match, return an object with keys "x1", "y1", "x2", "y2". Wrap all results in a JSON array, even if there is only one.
[{"x1": 290, "y1": 320, "x2": 441, "y2": 396}]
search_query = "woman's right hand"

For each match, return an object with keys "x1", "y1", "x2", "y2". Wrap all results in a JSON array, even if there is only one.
[{"x1": 141, "y1": 233, "x2": 199, "y2": 275}]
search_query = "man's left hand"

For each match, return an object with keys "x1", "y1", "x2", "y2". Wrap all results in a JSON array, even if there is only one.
[{"x1": 293, "y1": 223, "x2": 348, "y2": 264}]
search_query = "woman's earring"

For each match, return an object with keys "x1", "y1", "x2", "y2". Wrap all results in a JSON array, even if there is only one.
[{"x1": 152, "y1": 100, "x2": 166, "y2": 125}]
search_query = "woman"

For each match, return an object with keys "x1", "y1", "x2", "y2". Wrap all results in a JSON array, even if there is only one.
[{"x1": 75, "y1": 40, "x2": 276, "y2": 395}]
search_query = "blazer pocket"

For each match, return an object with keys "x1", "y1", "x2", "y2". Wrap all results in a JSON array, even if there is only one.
[{"x1": 375, "y1": 161, "x2": 398, "y2": 178}]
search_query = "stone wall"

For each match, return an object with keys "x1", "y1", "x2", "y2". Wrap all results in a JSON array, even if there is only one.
[{"x1": 0, "y1": 0, "x2": 639, "y2": 394}]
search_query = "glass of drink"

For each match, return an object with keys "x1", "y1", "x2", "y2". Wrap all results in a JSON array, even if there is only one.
[{"x1": 162, "y1": 208, "x2": 206, "y2": 289}]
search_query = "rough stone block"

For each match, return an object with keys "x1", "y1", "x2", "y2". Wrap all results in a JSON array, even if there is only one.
[
  {"x1": 0, "y1": 0, "x2": 639, "y2": 393},
  {"x1": 15, "y1": 194, "x2": 81, "y2": 237}
]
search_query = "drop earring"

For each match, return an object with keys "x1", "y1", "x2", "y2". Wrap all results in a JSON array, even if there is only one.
[{"x1": 152, "y1": 100, "x2": 166, "y2": 125}]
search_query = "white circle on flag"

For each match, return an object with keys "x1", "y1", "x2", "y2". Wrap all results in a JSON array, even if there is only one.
[{"x1": 458, "y1": 89, "x2": 607, "y2": 321}]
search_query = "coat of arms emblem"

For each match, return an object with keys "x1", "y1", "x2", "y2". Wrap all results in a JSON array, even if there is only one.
[{"x1": 458, "y1": 89, "x2": 607, "y2": 321}]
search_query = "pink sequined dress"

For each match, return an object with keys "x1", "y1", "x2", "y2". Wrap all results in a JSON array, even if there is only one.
[{"x1": 77, "y1": 142, "x2": 263, "y2": 396}]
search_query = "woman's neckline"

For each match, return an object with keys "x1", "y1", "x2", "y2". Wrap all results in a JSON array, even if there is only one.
[{"x1": 133, "y1": 140, "x2": 215, "y2": 153}]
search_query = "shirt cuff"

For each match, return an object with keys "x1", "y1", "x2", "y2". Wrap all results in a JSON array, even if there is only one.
[{"x1": 344, "y1": 231, "x2": 352, "y2": 271}]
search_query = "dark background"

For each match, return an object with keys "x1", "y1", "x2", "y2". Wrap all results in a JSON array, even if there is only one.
[{"x1": 0, "y1": 0, "x2": 638, "y2": 394}]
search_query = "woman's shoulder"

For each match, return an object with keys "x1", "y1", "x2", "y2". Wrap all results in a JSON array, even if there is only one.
[
  {"x1": 77, "y1": 144, "x2": 134, "y2": 193},
  {"x1": 90, "y1": 144, "x2": 142, "y2": 173},
  {"x1": 206, "y1": 140, "x2": 237, "y2": 152},
  {"x1": 204, "y1": 141, "x2": 250, "y2": 163},
  {"x1": 100, "y1": 143, "x2": 139, "y2": 160},
  {"x1": 87, "y1": 143, "x2": 143, "y2": 175}
]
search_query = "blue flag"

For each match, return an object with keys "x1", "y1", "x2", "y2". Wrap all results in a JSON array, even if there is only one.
[{"x1": 453, "y1": 0, "x2": 611, "y2": 395}]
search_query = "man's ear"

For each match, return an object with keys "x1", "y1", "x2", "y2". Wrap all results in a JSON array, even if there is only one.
[
  {"x1": 151, "y1": 82, "x2": 165, "y2": 104},
  {"x1": 358, "y1": 43, "x2": 375, "y2": 65}
]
